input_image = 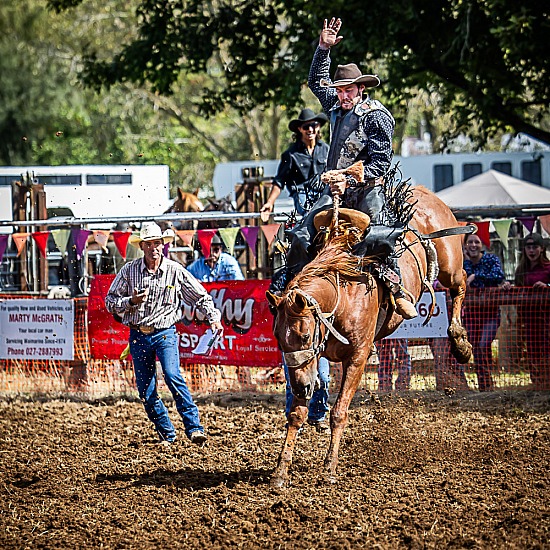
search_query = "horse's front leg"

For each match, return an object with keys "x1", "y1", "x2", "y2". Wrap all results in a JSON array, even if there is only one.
[
  {"x1": 271, "y1": 398, "x2": 308, "y2": 488},
  {"x1": 324, "y1": 355, "x2": 367, "y2": 481},
  {"x1": 447, "y1": 271, "x2": 473, "y2": 364}
]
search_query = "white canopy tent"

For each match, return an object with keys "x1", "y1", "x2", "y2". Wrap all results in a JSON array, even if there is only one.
[{"x1": 435, "y1": 169, "x2": 550, "y2": 207}]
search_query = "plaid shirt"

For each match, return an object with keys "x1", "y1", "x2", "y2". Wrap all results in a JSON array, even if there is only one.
[{"x1": 105, "y1": 256, "x2": 221, "y2": 328}]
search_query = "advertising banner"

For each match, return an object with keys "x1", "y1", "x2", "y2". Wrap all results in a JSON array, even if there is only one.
[
  {"x1": 389, "y1": 291, "x2": 449, "y2": 339},
  {"x1": 0, "y1": 299, "x2": 74, "y2": 360},
  {"x1": 87, "y1": 275, "x2": 282, "y2": 367}
]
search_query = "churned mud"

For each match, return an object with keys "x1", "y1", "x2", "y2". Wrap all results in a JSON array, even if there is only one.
[{"x1": 1, "y1": 391, "x2": 549, "y2": 549}]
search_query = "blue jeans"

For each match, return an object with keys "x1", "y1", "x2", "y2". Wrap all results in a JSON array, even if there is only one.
[
  {"x1": 284, "y1": 357, "x2": 330, "y2": 422},
  {"x1": 292, "y1": 191, "x2": 308, "y2": 216},
  {"x1": 129, "y1": 326, "x2": 204, "y2": 441}
]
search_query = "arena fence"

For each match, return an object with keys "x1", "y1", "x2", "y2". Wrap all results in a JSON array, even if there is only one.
[{"x1": 0, "y1": 287, "x2": 548, "y2": 399}]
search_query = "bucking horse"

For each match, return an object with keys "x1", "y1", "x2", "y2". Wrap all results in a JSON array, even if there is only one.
[{"x1": 267, "y1": 162, "x2": 474, "y2": 487}]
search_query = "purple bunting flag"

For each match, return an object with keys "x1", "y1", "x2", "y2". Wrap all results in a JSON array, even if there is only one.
[
  {"x1": 517, "y1": 217, "x2": 536, "y2": 233},
  {"x1": 0, "y1": 234, "x2": 8, "y2": 263},
  {"x1": 72, "y1": 228, "x2": 91, "y2": 260},
  {"x1": 241, "y1": 226, "x2": 260, "y2": 257}
]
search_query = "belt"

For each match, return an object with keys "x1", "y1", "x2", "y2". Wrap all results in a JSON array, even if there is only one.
[{"x1": 129, "y1": 324, "x2": 156, "y2": 335}]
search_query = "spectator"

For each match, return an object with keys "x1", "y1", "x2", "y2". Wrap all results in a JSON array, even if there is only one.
[
  {"x1": 463, "y1": 233, "x2": 505, "y2": 392},
  {"x1": 260, "y1": 109, "x2": 331, "y2": 432},
  {"x1": 260, "y1": 108, "x2": 329, "y2": 221},
  {"x1": 186, "y1": 234, "x2": 244, "y2": 282},
  {"x1": 186, "y1": 234, "x2": 250, "y2": 388},
  {"x1": 105, "y1": 222, "x2": 223, "y2": 445},
  {"x1": 514, "y1": 233, "x2": 550, "y2": 389},
  {"x1": 377, "y1": 339, "x2": 411, "y2": 392}
]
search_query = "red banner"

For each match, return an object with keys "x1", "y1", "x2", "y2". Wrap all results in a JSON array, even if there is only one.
[{"x1": 87, "y1": 275, "x2": 282, "y2": 367}]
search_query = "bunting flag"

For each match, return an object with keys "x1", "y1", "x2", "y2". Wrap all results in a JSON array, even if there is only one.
[
  {"x1": 31, "y1": 231, "x2": 50, "y2": 258},
  {"x1": 176, "y1": 230, "x2": 195, "y2": 248},
  {"x1": 12, "y1": 233, "x2": 30, "y2": 257},
  {"x1": 72, "y1": 228, "x2": 91, "y2": 259},
  {"x1": 112, "y1": 231, "x2": 131, "y2": 260},
  {"x1": 492, "y1": 219, "x2": 513, "y2": 249},
  {"x1": 241, "y1": 226, "x2": 260, "y2": 257},
  {"x1": 196, "y1": 229, "x2": 218, "y2": 255},
  {"x1": 260, "y1": 224, "x2": 281, "y2": 247},
  {"x1": 218, "y1": 227, "x2": 240, "y2": 255},
  {"x1": 518, "y1": 217, "x2": 536, "y2": 233},
  {"x1": 93, "y1": 230, "x2": 110, "y2": 253},
  {"x1": 0, "y1": 234, "x2": 8, "y2": 263},
  {"x1": 473, "y1": 221, "x2": 491, "y2": 248},
  {"x1": 51, "y1": 229, "x2": 71, "y2": 254},
  {"x1": 539, "y1": 214, "x2": 550, "y2": 235}
]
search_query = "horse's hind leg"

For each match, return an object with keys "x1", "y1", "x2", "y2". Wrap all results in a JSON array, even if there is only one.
[
  {"x1": 271, "y1": 399, "x2": 308, "y2": 488},
  {"x1": 447, "y1": 271, "x2": 473, "y2": 364}
]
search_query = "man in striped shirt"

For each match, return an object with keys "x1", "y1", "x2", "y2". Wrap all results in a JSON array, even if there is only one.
[{"x1": 105, "y1": 222, "x2": 223, "y2": 446}]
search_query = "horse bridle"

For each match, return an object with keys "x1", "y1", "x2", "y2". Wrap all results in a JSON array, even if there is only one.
[{"x1": 283, "y1": 278, "x2": 349, "y2": 369}]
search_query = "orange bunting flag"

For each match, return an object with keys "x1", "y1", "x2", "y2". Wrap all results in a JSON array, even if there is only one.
[
  {"x1": 539, "y1": 214, "x2": 550, "y2": 235},
  {"x1": 32, "y1": 231, "x2": 50, "y2": 258},
  {"x1": 196, "y1": 229, "x2": 218, "y2": 255},
  {"x1": 260, "y1": 224, "x2": 281, "y2": 246},
  {"x1": 176, "y1": 230, "x2": 195, "y2": 248},
  {"x1": 12, "y1": 233, "x2": 30, "y2": 257},
  {"x1": 112, "y1": 231, "x2": 131, "y2": 260},
  {"x1": 93, "y1": 230, "x2": 110, "y2": 253},
  {"x1": 473, "y1": 221, "x2": 491, "y2": 248}
]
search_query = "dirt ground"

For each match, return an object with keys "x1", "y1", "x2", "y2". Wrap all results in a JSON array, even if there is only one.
[{"x1": 1, "y1": 390, "x2": 549, "y2": 549}]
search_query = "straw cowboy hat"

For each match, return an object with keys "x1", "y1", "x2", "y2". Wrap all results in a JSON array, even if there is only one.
[
  {"x1": 320, "y1": 63, "x2": 380, "y2": 89},
  {"x1": 288, "y1": 108, "x2": 329, "y2": 132},
  {"x1": 129, "y1": 222, "x2": 175, "y2": 248}
]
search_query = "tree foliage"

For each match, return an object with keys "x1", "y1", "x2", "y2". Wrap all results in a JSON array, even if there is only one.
[
  {"x1": 1, "y1": 0, "x2": 298, "y2": 196},
  {"x1": 48, "y1": 0, "x2": 550, "y2": 146}
]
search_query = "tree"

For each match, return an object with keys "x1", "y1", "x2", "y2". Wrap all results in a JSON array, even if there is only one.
[
  {"x1": 48, "y1": 0, "x2": 550, "y2": 147},
  {"x1": 0, "y1": 0, "x2": 296, "y2": 197}
]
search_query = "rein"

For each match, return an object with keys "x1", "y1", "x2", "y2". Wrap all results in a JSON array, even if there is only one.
[{"x1": 284, "y1": 274, "x2": 349, "y2": 369}]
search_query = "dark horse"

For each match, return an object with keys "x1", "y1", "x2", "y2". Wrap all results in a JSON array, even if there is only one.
[{"x1": 267, "y1": 178, "x2": 473, "y2": 487}]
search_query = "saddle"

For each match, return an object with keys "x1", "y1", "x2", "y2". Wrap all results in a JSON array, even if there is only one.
[{"x1": 313, "y1": 208, "x2": 371, "y2": 234}]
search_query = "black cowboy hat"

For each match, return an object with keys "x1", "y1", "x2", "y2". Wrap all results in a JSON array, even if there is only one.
[
  {"x1": 288, "y1": 108, "x2": 329, "y2": 132},
  {"x1": 320, "y1": 63, "x2": 380, "y2": 89}
]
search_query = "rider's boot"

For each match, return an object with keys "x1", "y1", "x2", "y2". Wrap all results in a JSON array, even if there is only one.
[
  {"x1": 394, "y1": 290, "x2": 418, "y2": 320},
  {"x1": 380, "y1": 258, "x2": 418, "y2": 320}
]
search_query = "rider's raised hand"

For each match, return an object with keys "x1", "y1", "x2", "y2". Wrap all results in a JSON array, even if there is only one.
[{"x1": 319, "y1": 17, "x2": 343, "y2": 50}]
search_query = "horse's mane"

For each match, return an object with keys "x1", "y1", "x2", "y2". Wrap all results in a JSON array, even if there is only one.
[{"x1": 288, "y1": 231, "x2": 376, "y2": 292}]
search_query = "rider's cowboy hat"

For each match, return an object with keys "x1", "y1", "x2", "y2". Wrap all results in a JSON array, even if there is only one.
[
  {"x1": 129, "y1": 222, "x2": 175, "y2": 248},
  {"x1": 288, "y1": 108, "x2": 329, "y2": 132},
  {"x1": 320, "y1": 63, "x2": 380, "y2": 89}
]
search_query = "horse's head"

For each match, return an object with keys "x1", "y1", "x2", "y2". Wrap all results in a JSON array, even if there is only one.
[
  {"x1": 164, "y1": 188, "x2": 204, "y2": 230},
  {"x1": 267, "y1": 289, "x2": 324, "y2": 400},
  {"x1": 165, "y1": 187, "x2": 204, "y2": 215}
]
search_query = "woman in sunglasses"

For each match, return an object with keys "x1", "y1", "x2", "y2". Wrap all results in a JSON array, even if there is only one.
[{"x1": 260, "y1": 108, "x2": 329, "y2": 221}]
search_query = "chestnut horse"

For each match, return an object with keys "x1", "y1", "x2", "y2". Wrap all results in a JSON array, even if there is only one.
[{"x1": 267, "y1": 184, "x2": 473, "y2": 487}]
